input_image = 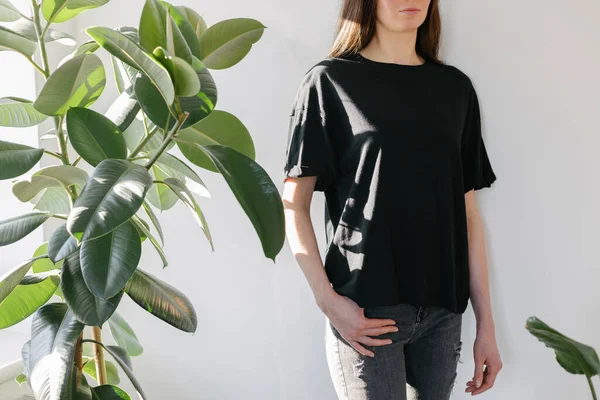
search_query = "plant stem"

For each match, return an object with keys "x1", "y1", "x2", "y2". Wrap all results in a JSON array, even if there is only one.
[
  {"x1": 27, "y1": 57, "x2": 45, "y2": 75},
  {"x1": 91, "y1": 327, "x2": 108, "y2": 385},
  {"x1": 144, "y1": 112, "x2": 189, "y2": 169},
  {"x1": 74, "y1": 333, "x2": 83, "y2": 389},
  {"x1": 129, "y1": 129, "x2": 156, "y2": 160},
  {"x1": 587, "y1": 375, "x2": 598, "y2": 400},
  {"x1": 43, "y1": 150, "x2": 62, "y2": 160}
]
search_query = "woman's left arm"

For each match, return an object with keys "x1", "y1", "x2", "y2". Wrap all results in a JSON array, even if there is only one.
[{"x1": 464, "y1": 189, "x2": 503, "y2": 396}]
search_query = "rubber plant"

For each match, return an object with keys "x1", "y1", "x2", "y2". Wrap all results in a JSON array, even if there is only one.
[
  {"x1": 526, "y1": 317, "x2": 600, "y2": 399},
  {"x1": 0, "y1": 0, "x2": 284, "y2": 398}
]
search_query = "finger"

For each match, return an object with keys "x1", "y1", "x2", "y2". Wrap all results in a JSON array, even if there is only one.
[
  {"x1": 362, "y1": 325, "x2": 399, "y2": 336},
  {"x1": 472, "y1": 357, "x2": 486, "y2": 389},
  {"x1": 349, "y1": 339, "x2": 374, "y2": 357},
  {"x1": 364, "y1": 317, "x2": 397, "y2": 328},
  {"x1": 471, "y1": 367, "x2": 499, "y2": 395},
  {"x1": 358, "y1": 336, "x2": 393, "y2": 347}
]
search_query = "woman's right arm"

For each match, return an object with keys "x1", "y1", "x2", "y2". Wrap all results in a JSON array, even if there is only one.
[{"x1": 282, "y1": 176, "x2": 398, "y2": 357}]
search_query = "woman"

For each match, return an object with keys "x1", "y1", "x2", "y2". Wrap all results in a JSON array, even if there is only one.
[{"x1": 281, "y1": 0, "x2": 502, "y2": 398}]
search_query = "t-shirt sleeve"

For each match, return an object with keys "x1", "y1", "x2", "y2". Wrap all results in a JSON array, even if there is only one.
[
  {"x1": 461, "y1": 82, "x2": 497, "y2": 194},
  {"x1": 282, "y1": 71, "x2": 338, "y2": 192}
]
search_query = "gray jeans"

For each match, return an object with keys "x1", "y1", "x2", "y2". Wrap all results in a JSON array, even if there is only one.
[{"x1": 325, "y1": 303, "x2": 463, "y2": 399}]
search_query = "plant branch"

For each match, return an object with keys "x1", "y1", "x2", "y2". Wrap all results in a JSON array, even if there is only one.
[
  {"x1": 144, "y1": 112, "x2": 189, "y2": 169},
  {"x1": 587, "y1": 375, "x2": 597, "y2": 400},
  {"x1": 43, "y1": 150, "x2": 62, "y2": 160},
  {"x1": 91, "y1": 327, "x2": 108, "y2": 386},
  {"x1": 26, "y1": 57, "x2": 45, "y2": 75},
  {"x1": 129, "y1": 127, "x2": 156, "y2": 160},
  {"x1": 74, "y1": 333, "x2": 83, "y2": 390}
]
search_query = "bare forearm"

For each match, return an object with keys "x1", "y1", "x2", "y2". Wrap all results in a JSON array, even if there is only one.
[
  {"x1": 466, "y1": 210, "x2": 495, "y2": 333},
  {"x1": 284, "y1": 206, "x2": 337, "y2": 310}
]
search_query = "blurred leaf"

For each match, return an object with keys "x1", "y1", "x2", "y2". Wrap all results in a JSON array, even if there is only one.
[
  {"x1": 86, "y1": 26, "x2": 174, "y2": 106},
  {"x1": 0, "y1": 18, "x2": 75, "y2": 45},
  {"x1": 0, "y1": 0, "x2": 23, "y2": 22},
  {"x1": 526, "y1": 316, "x2": 600, "y2": 376},
  {"x1": 163, "y1": 3, "x2": 201, "y2": 58},
  {"x1": 58, "y1": 40, "x2": 100, "y2": 68},
  {"x1": 199, "y1": 144, "x2": 284, "y2": 261},
  {"x1": 66, "y1": 107, "x2": 127, "y2": 166},
  {"x1": 0, "y1": 271, "x2": 58, "y2": 328},
  {"x1": 111, "y1": 56, "x2": 138, "y2": 94},
  {"x1": 176, "y1": 6, "x2": 206, "y2": 41},
  {"x1": 83, "y1": 360, "x2": 120, "y2": 385},
  {"x1": 15, "y1": 373, "x2": 27, "y2": 385},
  {"x1": 13, "y1": 165, "x2": 88, "y2": 201},
  {"x1": 177, "y1": 110, "x2": 254, "y2": 172},
  {"x1": 43, "y1": 0, "x2": 111, "y2": 24},
  {"x1": 145, "y1": 165, "x2": 178, "y2": 211},
  {"x1": 154, "y1": 152, "x2": 209, "y2": 197},
  {"x1": 0, "y1": 212, "x2": 50, "y2": 246},
  {"x1": 34, "y1": 54, "x2": 106, "y2": 116},
  {"x1": 162, "y1": 178, "x2": 213, "y2": 251},
  {"x1": 105, "y1": 86, "x2": 140, "y2": 132},
  {"x1": 152, "y1": 47, "x2": 199, "y2": 97},
  {"x1": 80, "y1": 221, "x2": 141, "y2": 299},
  {"x1": 34, "y1": 187, "x2": 71, "y2": 214},
  {"x1": 108, "y1": 311, "x2": 143, "y2": 357},
  {"x1": 0, "y1": 257, "x2": 36, "y2": 303},
  {"x1": 141, "y1": 201, "x2": 163, "y2": 244},
  {"x1": 0, "y1": 97, "x2": 48, "y2": 127},
  {"x1": 0, "y1": 22, "x2": 36, "y2": 57},
  {"x1": 130, "y1": 215, "x2": 167, "y2": 268},
  {"x1": 125, "y1": 268, "x2": 196, "y2": 332},
  {"x1": 0, "y1": 139, "x2": 44, "y2": 180},
  {"x1": 91, "y1": 385, "x2": 131, "y2": 400},
  {"x1": 29, "y1": 303, "x2": 84, "y2": 400},
  {"x1": 139, "y1": 0, "x2": 191, "y2": 63},
  {"x1": 48, "y1": 223, "x2": 78, "y2": 263},
  {"x1": 61, "y1": 249, "x2": 123, "y2": 326},
  {"x1": 31, "y1": 242, "x2": 63, "y2": 297},
  {"x1": 198, "y1": 18, "x2": 265, "y2": 69},
  {"x1": 66, "y1": 159, "x2": 152, "y2": 241}
]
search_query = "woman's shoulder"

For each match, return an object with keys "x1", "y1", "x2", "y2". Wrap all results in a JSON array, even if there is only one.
[{"x1": 433, "y1": 61, "x2": 475, "y2": 89}]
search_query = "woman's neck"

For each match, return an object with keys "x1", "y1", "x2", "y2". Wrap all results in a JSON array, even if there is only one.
[{"x1": 360, "y1": 26, "x2": 423, "y2": 66}]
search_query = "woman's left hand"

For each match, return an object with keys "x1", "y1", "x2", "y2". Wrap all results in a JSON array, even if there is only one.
[{"x1": 465, "y1": 327, "x2": 503, "y2": 395}]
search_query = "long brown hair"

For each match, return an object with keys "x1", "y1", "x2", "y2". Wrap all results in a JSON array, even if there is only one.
[{"x1": 328, "y1": 0, "x2": 443, "y2": 64}]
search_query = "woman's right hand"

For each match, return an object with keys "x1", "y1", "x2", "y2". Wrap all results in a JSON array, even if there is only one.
[{"x1": 320, "y1": 292, "x2": 399, "y2": 357}]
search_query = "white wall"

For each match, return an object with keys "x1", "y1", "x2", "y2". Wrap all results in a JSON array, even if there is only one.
[{"x1": 2, "y1": 0, "x2": 599, "y2": 399}]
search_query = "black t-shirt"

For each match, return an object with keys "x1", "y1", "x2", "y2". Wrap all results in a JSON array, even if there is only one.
[{"x1": 282, "y1": 52, "x2": 497, "y2": 314}]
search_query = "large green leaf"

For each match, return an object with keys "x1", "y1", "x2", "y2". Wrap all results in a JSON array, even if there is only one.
[
  {"x1": 152, "y1": 47, "x2": 199, "y2": 97},
  {"x1": 162, "y1": 178, "x2": 213, "y2": 251},
  {"x1": 29, "y1": 303, "x2": 84, "y2": 400},
  {"x1": 48, "y1": 223, "x2": 79, "y2": 263},
  {"x1": 0, "y1": 212, "x2": 50, "y2": 246},
  {"x1": 105, "y1": 86, "x2": 140, "y2": 133},
  {"x1": 0, "y1": 22, "x2": 36, "y2": 56},
  {"x1": 0, "y1": 97, "x2": 48, "y2": 127},
  {"x1": 164, "y1": 3, "x2": 200, "y2": 58},
  {"x1": 83, "y1": 360, "x2": 119, "y2": 385},
  {"x1": 198, "y1": 144, "x2": 284, "y2": 261},
  {"x1": 198, "y1": 18, "x2": 265, "y2": 69},
  {"x1": 42, "y1": 0, "x2": 110, "y2": 24},
  {"x1": 130, "y1": 215, "x2": 167, "y2": 268},
  {"x1": 108, "y1": 311, "x2": 143, "y2": 357},
  {"x1": 91, "y1": 385, "x2": 131, "y2": 400},
  {"x1": 0, "y1": 0, "x2": 22, "y2": 22},
  {"x1": 31, "y1": 242, "x2": 63, "y2": 297},
  {"x1": 13, "y1": 165, "x2": 88, "y2": 202},
  {"x1": 0, "y1": 18, "x2": 76, "y2": 45},
  {"x1": 154, "y1": 152, "x2": 209, "y2": 197},
  {"x1": 0, "y1": 139, "x2": 44, "y2": 180},
  {"x1": 83, "y1": 340, "x2": 146, "y2": 400},
  {"x1": 125, "y1": 269, "x2": 196, "y2": 332},
  {"x1": 86, "y1": 26, "x2": 174, "y2": 106},
  {"x1": 34, "y1": 54, "x2": 106, "y2": 116},
  {"x1": 0, "y1": 258, "x2": 36, "y2": 303},
  {"x1": 0, "y1": 271, "x2": 59, "y2": 328},
  {"x1": 177, "y1": 110, "x2": 254, "y2": 172},
  {"x1": 145, "y1": 164, "x2": 178, "y2": 211},
  {"x1": 61, "y1": 249, "x2": 123, "y2": 326},
  {"x1": 176, "y1": 6, "x2": 206, "y2": 42},
  {"x1": 526, "y1": 316, "x2": 600, "y2": 377},
  {"x1": 134, "y1": 56, "x2": 216, "y2": 130},
  {"x1": 66, "y1": 107, "x2": 127, "y2": 166},
  {"x1": 139, "y1": 0, "x2": 191, "y2": 63},
  {"x1": 80, "y1": 221, "x2": 141, "y2": 299},
  {"x1": 34, "y1": 187, "x2": 71, "y2": 214},
  {"x1": 66, "y1": 159, "x2": 152, "y2": 241}
]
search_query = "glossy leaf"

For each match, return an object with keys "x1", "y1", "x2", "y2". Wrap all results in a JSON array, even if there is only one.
[
  {"x1": 42, "y1": 0, "x2": 110, "y2": 24},
  {"x1": 177, "y1": 110, "x2": 254, "y2": 173},
  {"x1": 139, "y1": 0, "x2": 191, "y2": 63},
  {"x1": 165, "y1": 3, "x2": 201, "y2": 58},
  {"x1": 176, "y1": 6, "x2": 206, "y2": 41},
  {"x1": 66, "y1": 107, "x2": 127, "y2": 166},
  {"x1": 0, "y1": 258, "x2": 36, "y2": 303},
  {"x1": 0, "y1": 0, "x2": 22, "y2": 22},
  {"x1": 31, "y1": 242, "x2": 63, "y2": 298},
  {"x1": 198, "y1": 18, "x2": 265, "y2": 69},
  {"x1": 0, "y1": 212, "x2": 50, "y2": 246},
  {"x1": 145, "y1": 164, "x2": 178, "y2": 211},
  {"x1": 0, "y1": 97, "x2": 48, "y2": 127},
  {"x1": 141, "y1": 201, "x2": 163, "y2": 244},
  {"x1": 0, "y1": 22, "x2": 36, "y2": 57},
  {"x1": 0, "y1": 139, "x2": 44, "y2": 180},
  {"x1": 34, "y1": 187, "x2": 71, "y2": 215},
  {"x1": 199, "y1": 144, "x2": 284, "y2": 261},
  {"x1": 130, "y1": 215, "x2": 167, "y2": 268},
  {"x1": 108, "y1": 311, "x2": 143, "y2": 357},
  {"x1": 83, "y1": 360, "x2": 119, "y2": 385},
  {"x1": 61, "y1": 249, "x2": 123, "y2": 326},
  {"x1": 111, "y1": 56, "x2": 138, "y2": 94},
  {"x1": 526, "y1": 316, "x2": 600, "y2": 376},
  {"x1": 152, "y1": 46, "x2": 199, "y2": 97},
  {"x1": 34, "y1": 54, "x2": 106, "y2": 116},
  {"x1": 80, "y1": 221, "x2": 141, "y2": 299},
  {"x1": 0, "y1": 18, "x2": 76, "y2": 45},
  {"x1": 162, "y1": 178, "x2": 213, "y2": 250},
  {"x1": 86, "y1": 26, "x2": 174, "y2": 106},
  {"x1": 105, "y1": 86, "x2": 140, "y2": 132},
  {"x1": 48, "y1": 223, "x2": 79, "y2": 263},
  {"x1": 125, "y1": 268, "x2": 196, "y2": 332},
  {"x1": 67, "y1": 159, "x2": 152, "y2": 241},
  {"x1": 0, "y1": 271, "x2": 59, "y2": 328},
  {"x1": 29, "y1": 303, "x2": 84, "y2": 400},
  {"x1": 91, "y1": 385, "x2": 131, "y2": 400},
  {"x1": 154, "y1": 152, "x2": 209, "y2": 197},
  {"x1": 13, "y1": 165, "x2": 88, "y2": 202}
]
